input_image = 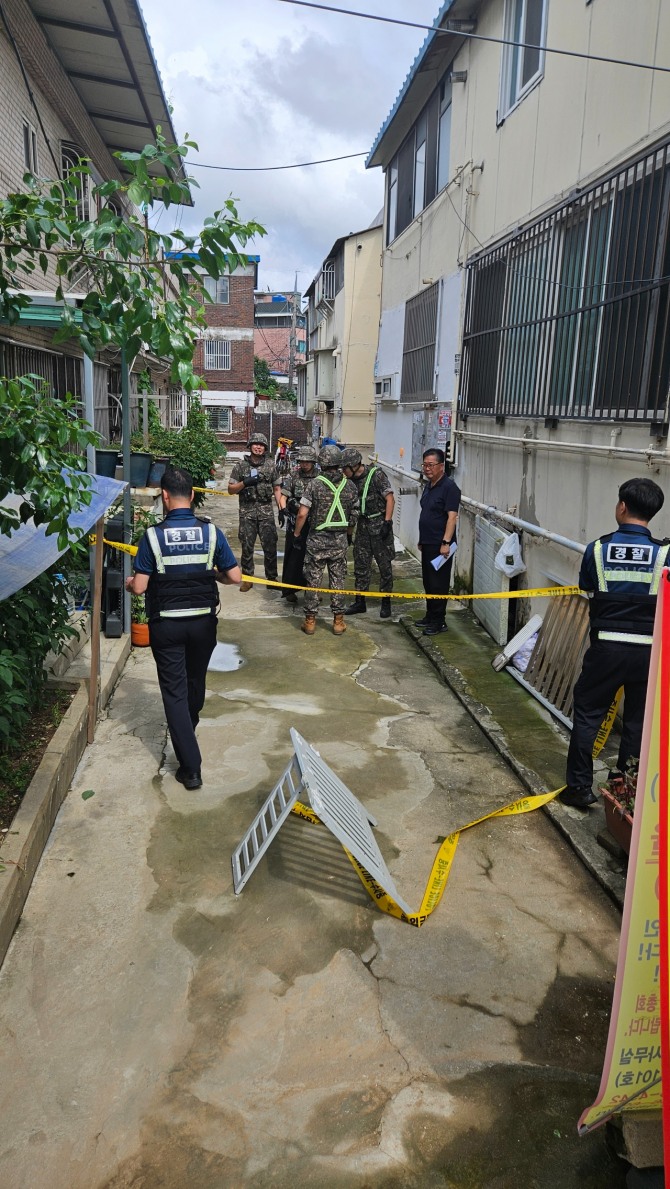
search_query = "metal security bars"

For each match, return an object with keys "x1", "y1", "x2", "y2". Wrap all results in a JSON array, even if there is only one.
[
  {"x1": 460, "y1": 137, "x2": 670, "y2": 422},
  {"x1": 401, "y1": 281, "x2": 439, "y2": 402}
]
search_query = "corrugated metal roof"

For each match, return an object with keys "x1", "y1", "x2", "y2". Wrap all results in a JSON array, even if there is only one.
[
  {"x1": 366, "y1": 0, "x2": 458, "y2": 170},
  {"x1": 25, "y1": 0, "x2": 189, "y2": 197}
]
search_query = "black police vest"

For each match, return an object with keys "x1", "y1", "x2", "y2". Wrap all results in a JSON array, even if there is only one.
[
  {"x1": 589, "y1": 532, "x2": 670, "y2": 643},
  {"x1": 145, "y1": 520, "x2": 219, "y2": 622}
]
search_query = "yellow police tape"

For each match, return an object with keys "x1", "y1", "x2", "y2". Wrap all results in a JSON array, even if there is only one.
[
  {"x1": 90, "y1": 537, "x2": 581, "y2": 601},
  {"x1": 193, "y1": 486, "x2": 235, "y2": 497},
  {"x1": 289, "y1": 688, "x2": 622, "y2": 927}
]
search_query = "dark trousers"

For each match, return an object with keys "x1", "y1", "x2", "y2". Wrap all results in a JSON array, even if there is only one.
[
  {"x1": 566, "y1": 638, "x2": 651, "y2": 790},
  {"x1": 420, "y1": 544, "x2": 453, "y2": 625},
  {"x1": 149, "y1": 615, "x2": 218, "y2": 775},
  {"x1": 281, "y1": 525, "x2": 306, "y2": 591}
]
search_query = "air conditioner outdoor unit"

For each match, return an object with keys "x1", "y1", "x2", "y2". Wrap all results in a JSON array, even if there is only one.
[{"x1": 375, "y1": 375, "x2": 398, "y2": 401}]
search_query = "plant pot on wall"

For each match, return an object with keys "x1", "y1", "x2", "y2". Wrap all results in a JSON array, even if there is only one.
[
  {"x1": 601, "y1": 788, "x2": 633, "y2": 855},
  {"x1": 128, "y1": 452, "x2": 152, "y2": 488},
  {"x1": 147, "y1": 457, "x2": 169, "y2": 487},
  {"x1": 95, "y1": 448, "x2": 119, "y2": 478}
]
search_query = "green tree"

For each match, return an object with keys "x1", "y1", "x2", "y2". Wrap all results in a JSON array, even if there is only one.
[{"x1": 254, "y1": 355, "x2": 280, "y2": 399}]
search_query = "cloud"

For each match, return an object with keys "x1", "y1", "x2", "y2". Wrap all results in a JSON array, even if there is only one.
[{"x1": 141, "y1": 0, "x2": 440, "y2": 290}]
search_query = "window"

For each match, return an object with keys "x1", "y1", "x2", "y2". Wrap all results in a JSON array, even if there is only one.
[
  {"x1": 386, "y1": 71, "x2": 454, "y2": 244},
  {"x1": 22, "y1": 120, "x2": 38, "y2": 174},
  {"x1": 207, "y1": 407, "x2": 232, "y2": 433},
  {"x1": 500, "y1": 0, "x2": 548, "y2": 118},
  {"x1": 204, "y1": 340, "x2": 231, "y2": 370},
  {"x1": 401, "y1": 282, "x2": 439, "y2": 402},
  {"x1": 61, "y1": 144, "x2": 91, "y2": 220},
  {"x1": 202, "y1": 276, "x2": 230, "y2": 304},
  {"x1": 460, "y1": 139, "x2": 670, "y2": 422}
]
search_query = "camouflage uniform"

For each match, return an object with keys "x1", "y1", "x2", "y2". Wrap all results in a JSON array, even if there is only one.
[
  {"x1": 280, "y1": 462, "x2": 319, "y2": 592},
  {"x1": 229, "y1": 454, "x2": 279, "y2": 579},
  {"x1": 351, "y1": 464, "x2": 395, "y2": 594},
  {"x1": 300, "y1": 470, "x2": 359, "y2": 615}
]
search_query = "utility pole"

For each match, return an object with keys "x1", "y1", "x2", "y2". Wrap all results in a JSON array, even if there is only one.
[{"x1": 287, "y1": 271, "x2": 298, "y2": 393}]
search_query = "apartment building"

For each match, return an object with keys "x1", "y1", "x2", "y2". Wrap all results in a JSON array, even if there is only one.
[
  {"x1": 301, "y1": 217, "x2": 382, "y2": 450},
  {"x1": 368, "y1": 0, "x2": 670, "y2": 636},
  {"x1": 254, "y1": 291, "x2": 306, "y2": 389},
  {"x1": 0, "y1": 0, "x2": 183, "y2": 440}
]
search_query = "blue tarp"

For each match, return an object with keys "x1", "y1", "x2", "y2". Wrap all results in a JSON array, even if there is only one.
[{"x1": 0, "y1": 474, "x2": 128, "y2": 602}]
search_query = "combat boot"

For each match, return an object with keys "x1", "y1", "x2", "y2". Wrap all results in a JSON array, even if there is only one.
[
  {"x1": 301, "y1": 613, "x2": 316, "y2": 635},
  {"x1": 379, "y1": 598, "x2": 391, "y2": 619},
  {"x1": 239, "y1": 580, "x2": 253, "y2": 593},
  {"x1": 332, "y1": 613, "x2": 347, "y2": 635},
  {"x1": 344, "y1": 596, "x2": 366, "y2": 615}
]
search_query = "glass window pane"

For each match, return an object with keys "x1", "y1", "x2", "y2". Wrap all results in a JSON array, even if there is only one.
[
  {"x1": 414, "y1": 140, "x2": 426, "y2": 218},
  {"x1": 437, "y1": 102, "x2": 452, "y2": 192}
]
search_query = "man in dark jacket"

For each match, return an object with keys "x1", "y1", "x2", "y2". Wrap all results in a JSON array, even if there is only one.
[
  {"x1": 562, "y1": 477, "x2": 668, "y2": 809},
  {"x1": 416, "y1": 448, "x2": 461, "y2": 636},
  {"x1": 127, "y1": 466, "x2": 241, "y2": 789}
]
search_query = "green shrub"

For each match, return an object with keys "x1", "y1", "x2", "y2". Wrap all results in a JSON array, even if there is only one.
[{"x1": 130, "y1": 398, "x2": 224, "y2": 505}]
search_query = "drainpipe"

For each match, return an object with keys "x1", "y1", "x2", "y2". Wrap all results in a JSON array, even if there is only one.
[
  {"x1": 460, "y1": 496, "x2": 585, "y2": 554},
  {"x1": 454, "y1": 427, "x2": 670, "y2": 465}
]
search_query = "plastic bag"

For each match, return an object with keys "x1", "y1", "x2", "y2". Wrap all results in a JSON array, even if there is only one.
[
  {"x1": 512, "y1": 631, "x2": 537, "y2": 673},
  {"x1": 493, "y1": 532, "x2": 526, "y2": 578}
]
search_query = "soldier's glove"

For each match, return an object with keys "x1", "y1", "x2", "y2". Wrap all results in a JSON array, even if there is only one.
[
  {"x1": 380, "y1": 520, "x2": 393, "y2": 541},
  {"x1": 242, "y1": 474, "x2": 259, "y2": 487},
  {"x1": 278, "y1": 509, "x2": 286, "y2": 528},
  {"x1": 287, "y1": 497, "x2": 300, "y2": 516}
]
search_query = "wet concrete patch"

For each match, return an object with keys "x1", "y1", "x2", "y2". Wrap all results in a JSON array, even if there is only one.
[{"x1": 208, "y1": 642, "x2": 243, "y2": 671}]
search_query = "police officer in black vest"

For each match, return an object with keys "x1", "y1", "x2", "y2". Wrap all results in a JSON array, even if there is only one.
[
  {"x1": 562, "y1": 477, "x2": 669, "y2": 809},
  {"x1": 126, "y1": 466, "x2": 241, "y2": 789}
]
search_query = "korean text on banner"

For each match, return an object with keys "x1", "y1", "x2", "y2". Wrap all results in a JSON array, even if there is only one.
[{"x1": 578, "y1": 572, "x2": 669, "y2": 1133}]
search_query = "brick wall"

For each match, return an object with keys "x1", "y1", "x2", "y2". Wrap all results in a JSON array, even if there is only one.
[
  {"x1": 197, "y1": 273, "x2": 255, "y2": 391},
  {"x1": 253, "y1": 411, "x2": 309, "y2": 452}
]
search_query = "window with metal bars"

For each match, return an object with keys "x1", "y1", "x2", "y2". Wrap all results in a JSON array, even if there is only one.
[
  {"x1": 206, "y1": 406, "x2": 232, "y2": 433},
  {"x1": 401, "y1": 282, "x2": 439, "y2": 402},
  {"x1": 204, "y1": 339, "x2": 231, "y2": 370},
  {"x1": 460, "y1": 139, "x2": 670, "y2": 422}
]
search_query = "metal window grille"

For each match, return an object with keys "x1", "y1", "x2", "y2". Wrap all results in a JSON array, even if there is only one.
[
  {"x1": 204, "y1": 339, "x2": 231, "y2": 370},
  {"x1": 460, "y1": 137, "x2": 670, "y2": 422},
  {"x1": 207, "y1": 406, "x2": 232, "y2": 433},
  {"x1": 0, "y1": 341, "x2": 84, "y2": 451},
  {"x1": 401, "y1": 281, "x2": 439, "y2": 402}
]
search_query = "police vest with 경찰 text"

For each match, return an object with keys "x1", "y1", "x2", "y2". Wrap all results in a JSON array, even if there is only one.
[
  {"x1": 591, "y1": 533, "x2": 670, "y2": 644},
  {"x1": 145, "y1": 521, "x2": 219, "y2": 621}
]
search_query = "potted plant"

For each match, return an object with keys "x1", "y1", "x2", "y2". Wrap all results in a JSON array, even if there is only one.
[
  {"x1": 95, "y1": 445, "x2": 120, "y2": 478},
  {"x1": 130, "y1": 594, "x2": 150, "y2": 647},
  {"x1": 600, "y1": 759, "x2": 637, "y2": 855}
]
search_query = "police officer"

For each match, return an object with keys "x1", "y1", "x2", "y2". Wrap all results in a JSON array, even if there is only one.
[
  {"x1": 562, "y1": 477, "x2": 669, "y2": 810},
  {"x1": 126, "y1": 466, "x2": 241, "y2": 790},
  {"x1": 341, "y1": 448, "x2": 395, "y2": 619},
  {"x1": 274, "y1": 445, "x2": 319, "y2": 603},
  {"x1": 228, "y1": 433, "x2": 279, "y2": 592},
  {"x1": 294, "y1": 445, "x2": 359, "y2": 636}
]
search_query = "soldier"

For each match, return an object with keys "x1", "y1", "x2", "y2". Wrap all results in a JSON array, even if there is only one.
[
  {"x1": 228, "y1": 433, "x2": 279, "y2": 592},
  {"x1": 293, "y1": 445, "x2": 359, "y2": 636},
  {"x1": 274, "y1": 445, "x2": 319, "y2": 603},
  {"x1": 341, "y1": 448, "x2": 395, "y2": 619}
]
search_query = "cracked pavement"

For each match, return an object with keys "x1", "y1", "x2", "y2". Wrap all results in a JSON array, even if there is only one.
[{"x1": 0, "y1": 493, "x2": 627, "y2": 1188}]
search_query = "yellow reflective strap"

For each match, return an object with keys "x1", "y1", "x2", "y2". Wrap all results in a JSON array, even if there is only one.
[
  {"x1": 594, "y1": 540, "x2": 607, "y2": 591},
  {"x1": 360, "y1": 466, "x2": 378, "y2": 516},
  {"x1": 147, "y1": 526, "x2": 165, "y2": 574},
  {"x1": 598, "y1": 631, "x2": 654, "y2": 644},
  {"x1": 650, "y1": 544, "x2": 670, "y2": 595},
  {"x1": 603, "y1": 570, "x2": 653, "y2": 583},
  {"x1": 315, "y1": 475, "x2": 348, "y2": 530}
]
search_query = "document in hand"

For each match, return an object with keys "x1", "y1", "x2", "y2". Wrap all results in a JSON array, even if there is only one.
[{"x1": 431, "y1": 542, "x2": 457, "y2": 571}]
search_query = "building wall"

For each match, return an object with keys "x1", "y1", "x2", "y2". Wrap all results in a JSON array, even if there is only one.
[
  {"x1": 372, "y1": 0, "x2": 670, "y2": 624},
  {"x1": 338, "y1": 228, "x2": 381, "y2": 448}
]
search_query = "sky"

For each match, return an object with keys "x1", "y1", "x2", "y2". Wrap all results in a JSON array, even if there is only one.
[{"x1": 139, "y1": 0, "x2": 440, "y2": 293}]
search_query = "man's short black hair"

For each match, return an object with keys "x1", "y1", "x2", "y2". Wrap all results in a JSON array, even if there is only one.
[
  {"x1": 162, "y1": 466, "x2": 194, "y2": 499},
  {"x1": 619, "y1": 477, "x2": 665, "y2": 522},
  {"x1": 423, "y1": 447, "x2": 445, "y2": 465}
]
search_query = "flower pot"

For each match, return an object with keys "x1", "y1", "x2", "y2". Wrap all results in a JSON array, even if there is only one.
[
  {"x1": 129, "y1": 451, "x2": 152, "y2": 488},
  {"x1": 601, "y1": 788, "x2": 634, "y2": 855},
  {"x1": 95, "y1": 448, "x2": 119, "y2": 478},
  {"x1": 147, "y1": 457, "x2": 168, "y2": 487},
  {"x1": 131, "y1": 621, "x2": 150, "y2": 647}
]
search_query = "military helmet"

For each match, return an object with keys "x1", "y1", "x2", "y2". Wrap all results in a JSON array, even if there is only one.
[
  {"x1": 295, "y1": 445, "x2": 317, "y2": 462},
  {"x1": 318, "y1": 445, "x2": 343, "y2": 468},
  {"x1": 248, "y1": 432, "x2": 268, "y2": 448},
  {"x1": 341, "y1": 447, "x2": 362, "y2": 469}
]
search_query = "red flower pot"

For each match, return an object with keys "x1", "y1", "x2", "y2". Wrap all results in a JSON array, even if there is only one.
[
  {"x1": 601, "y1": 787, "x2": 634, "y2": 855},
  {"x1": 131, "y1": 621, "x2": 150, "y2": 647}
]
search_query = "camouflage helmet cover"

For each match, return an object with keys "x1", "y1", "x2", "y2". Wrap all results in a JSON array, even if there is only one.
[
  {"x1": 295, "y1": 445, "x2": 317, "y2": 462},
  {"x1": 341, "y1": 447, "x2": 362, "y2": 469},
  {"x1": 318, "y1": 445, "x2": 343, "y2": 468},
  {"x1": 248, "y1": 433, "x2": 268, "y2": 448}
]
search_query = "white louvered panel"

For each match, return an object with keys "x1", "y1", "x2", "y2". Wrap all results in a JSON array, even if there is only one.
[{"x1": 472, "y1": 515, "x2": 509, "y2": 646}]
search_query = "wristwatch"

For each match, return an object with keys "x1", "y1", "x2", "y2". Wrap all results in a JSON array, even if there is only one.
[{"x1": 441, "y1": 538, "x2": 451, "y2": 546}]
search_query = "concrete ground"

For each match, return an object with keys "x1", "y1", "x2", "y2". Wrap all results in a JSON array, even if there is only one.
[{"x1": 0, "y1": 491, "x2": 627, "y2": 1188}]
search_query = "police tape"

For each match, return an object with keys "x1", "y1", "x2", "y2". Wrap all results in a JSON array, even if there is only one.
[
  {"x1": 193, "y1": 486, "x2": 235, "y2": 497},
  {"x1": 242, "y1": 575, "x2": 582, "y2": 601},
  {"x1": 89, "y1": 535, "x2": 139, "y2": 557},
  {"x1": 289, "y1": 689, "x2": 621, "y2": 927}
]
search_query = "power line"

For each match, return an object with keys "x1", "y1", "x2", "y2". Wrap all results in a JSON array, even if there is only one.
[
  {"x1": 273, "y1": 0, "x2": 670, "y2": 77},
  {"x1": 186, "y1": 151, "x2": 367, "y2": 171}
]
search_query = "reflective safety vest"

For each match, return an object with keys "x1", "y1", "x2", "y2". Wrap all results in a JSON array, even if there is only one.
[
  {"x1": 315, "y1": 475, "x2": 349, "y2": 530},
  {"x1": 360, "y1": 466, "x2": 381, "y2": 518},
  {"x1": 591, "y1": 535, "x2": 670, "y2": 644},
  {"x1": 145, "y1": 521, "x2": 218, "y2": 621}
]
